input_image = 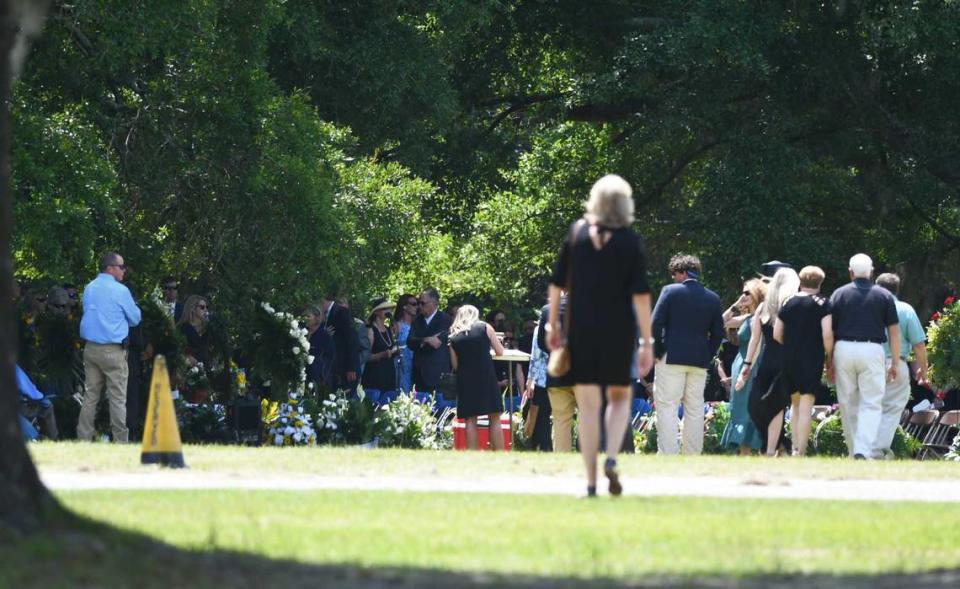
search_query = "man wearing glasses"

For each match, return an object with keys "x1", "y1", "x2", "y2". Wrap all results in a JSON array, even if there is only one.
[
  {"x1": 407, "y1": 287, "x2": 452, "y2": 394},
  {"x1": 77, "y1": 252, "x2": 142, "y2": 443},
  {"x1": 160, "y1": 276, "x2": 183, "y2": 323}
]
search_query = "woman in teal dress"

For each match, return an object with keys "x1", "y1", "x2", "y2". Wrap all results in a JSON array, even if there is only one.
[{"x1": 720, "y1": 279, "x2": 766, "y2": 454}]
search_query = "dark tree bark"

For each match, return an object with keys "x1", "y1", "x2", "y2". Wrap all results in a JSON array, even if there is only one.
[{"x1": 0, "y1": 0, "x2": 61, "y2": 538}]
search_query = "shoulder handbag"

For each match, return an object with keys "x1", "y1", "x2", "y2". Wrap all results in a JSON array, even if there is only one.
[{"x1": 547, "y1": 221, "x2": 582, "y2": 378}]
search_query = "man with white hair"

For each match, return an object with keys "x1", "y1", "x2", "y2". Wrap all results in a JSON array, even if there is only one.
[{"x1": 827, "y1": 254, "x2": 900, "y2": 459}]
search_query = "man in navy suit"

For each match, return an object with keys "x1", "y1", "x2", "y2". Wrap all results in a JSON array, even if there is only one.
[
  {"x1": 407, "y1": 287, "x2": 452, "y2": 393},
  {"x1": 320, "y1": 288, "x2": 360, "y2": 393},
  {"x1": 651, "y1": 254, "x2": 725, "y2": 455}
]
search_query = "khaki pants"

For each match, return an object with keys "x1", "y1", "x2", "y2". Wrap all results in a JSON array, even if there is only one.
[
  {"x1": 653, "y1": 358, "x2": 707, "y2": 455},
  {"x1": 834, "y1": 341, "x2": 886, "y2": 457},
  {"x1": 876, "y1": 358, "x2": 910, "y2": 458},
  {"x1": 547, "y1": 386, "x2": 577, "y2": 452},
  {"x1": 77, "y1": 343, "x2": 129, "y2": 443}
]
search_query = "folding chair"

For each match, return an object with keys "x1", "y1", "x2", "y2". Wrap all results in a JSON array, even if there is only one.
[
  {"x1": 812, "y1": 405, "x2": 833, "y2": 421},
  {"x1": 903, "y1": 409, "x2": 940, "y2": 442},
  {"x1": 918, "y1": 410, "x2": 960, "y2": 460},
  {"x1": 899, "y1": 408, "x2": 911, "y2": 428}
]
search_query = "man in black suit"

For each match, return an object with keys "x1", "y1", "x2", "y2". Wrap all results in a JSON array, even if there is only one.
[
  {"x1": 320, "y1": 289, "x2": 360, "y2": 393},
  {"x1": 407, "y1": 287, "x2": 451, "y2": 393},
  {"x1": 651, "y1": 254, "x2": 725, "y2": 455},
  {"x1": 160, "y1": 276, "x2": 184, "y2": 323}
]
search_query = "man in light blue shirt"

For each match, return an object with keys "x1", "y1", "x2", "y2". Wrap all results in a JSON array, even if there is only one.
[
  {"x1": 77, "y1": 252, "x2": 141, "y2": 443},
  {"x1": 875, "y1": 273, "x2": 928, "y2": 459}
]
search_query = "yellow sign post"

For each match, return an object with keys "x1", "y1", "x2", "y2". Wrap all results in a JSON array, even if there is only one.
[{"x1": 140, "y1": 355, "x2": 186, "y2": 468}]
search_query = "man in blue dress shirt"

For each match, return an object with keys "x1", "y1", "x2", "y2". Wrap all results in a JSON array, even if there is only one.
[{"x1": 77, "y1": 252, "x2": 142, "y2": 443}]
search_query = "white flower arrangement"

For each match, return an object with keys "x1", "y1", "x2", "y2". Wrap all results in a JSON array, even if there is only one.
[
  {"x1": 374, "y1": 391, "x2": 442, "y2": 449},
  {"x1": 264, "y1": 390, "x2": 317, "y2": 446},
  {"x1": 253, "y1": 301, "x2": 313, "y2": 398}
]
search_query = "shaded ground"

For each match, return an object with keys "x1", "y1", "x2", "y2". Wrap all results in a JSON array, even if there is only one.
[{"x1": 4, "y1": 518, "x2": 960, "y2": 589}]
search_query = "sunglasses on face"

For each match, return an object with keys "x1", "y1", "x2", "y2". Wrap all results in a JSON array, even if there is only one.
[
  {"x1": 109, "y1": 264, "x2": 127, "y2": 271},
  {"x1": 197, "y1": 305, "x2": 208, "y2": 310},
  {"x1": 163, "y1": 285, "x2": 178, "y2": 291}
]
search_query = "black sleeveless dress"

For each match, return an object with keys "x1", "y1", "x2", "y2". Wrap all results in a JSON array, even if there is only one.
[
  {"x1": 550, "y1": 221, "x2": 650, "y2": 385},
  {"x1": 362, "y1": 325, "x2": 396, "y2": 392},
  {"x1": 450, "y1": 322, "x2": 503, "y2": 418},
  {"x1": 748, "y1": 319, "x2": 791, "y2": 452}
]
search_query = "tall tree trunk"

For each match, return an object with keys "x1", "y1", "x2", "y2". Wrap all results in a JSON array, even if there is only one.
[{"x1": 0, "y1": 0, "x2": 60, "y2": 538}]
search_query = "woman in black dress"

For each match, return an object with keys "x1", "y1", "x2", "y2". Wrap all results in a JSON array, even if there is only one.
[
  {"x1": 449, "y1": 304, "x2": 506, "y2": 450},
  {"x1": 774, "y1": 266, "x2": 833, "y2": 456},
  {"x1": 362, "y1": 298, "x2": 398, "y2": 393},
  {"x1": 736, "y1": 267, "x2": 800, "y2": 456},
  {"x1": 546, "y1": 174, "x2": 654, "y2": 497}
]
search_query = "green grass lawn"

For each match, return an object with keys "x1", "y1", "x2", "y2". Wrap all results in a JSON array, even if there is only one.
[
  {"x1": 45, "y1": 489, "x2": 960, "y2": 578},
  {"x1": 28, "y1": 441, "x2": 960, "y2": 481},
  {"x1": 9, "y1": 444, "x2": 960, "y2": 587}
]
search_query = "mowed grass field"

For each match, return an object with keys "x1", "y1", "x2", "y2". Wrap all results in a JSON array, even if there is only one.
[
  {"x1": 10, "y1": 443, "x2": 960, "y2": 588},
  {"x1": 28, "y1": 441, "x2": 960, "y2": 480}
]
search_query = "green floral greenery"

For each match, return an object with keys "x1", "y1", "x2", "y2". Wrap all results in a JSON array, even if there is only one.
[
  {"x1": 927, "y1": 298, "x2": 960, "y2": 388},
  {"x1": 813, "y1": 414, "x2": 922, "y2": 459},
  {"x1": 375, "y1": 392, "x2": 442, "y2": 449},
  {"x1": 139, "y1": 297, "x2": 186, "y2": 383},
  {"x1": 703, "y1": 403, "x2": 732, "y2": 455},
  {"x1": 176, "y1": 401, "x2": 226, "y2": 444},
  {"x1": 635, "y1": 404, "x2": 732, "y2": 455},
  {"x1": 246, "y1": 302, "x2": 311, "y2": 400},
  {"x1": 314, "y1": 390, "x2": 377, "y2": 445},
  {"x1": 946, "y1": 431, "x2": 960, "y2": 462}
]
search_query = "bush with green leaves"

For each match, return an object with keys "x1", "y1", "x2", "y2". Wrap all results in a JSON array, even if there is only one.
[
  {"x1": 176, "y1": 401, "x2": 226, "y2": 444},
  {"x1": 927, "y1": 296, "x2": 960, "y2": 389},
  {"x1": 374, "y1": 392, "x2": 441, "y2": 449},
  {"x1": 813, "y1": 413, "x2": 920, "y2": 458},
  {"x1": 139, "y1": 297, "x2": 186, "y2": 384},
  {"x1": 703, "y1": 403, "x2": 732, "y2": 455}
]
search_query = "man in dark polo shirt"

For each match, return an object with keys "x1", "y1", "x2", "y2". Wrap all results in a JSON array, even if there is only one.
[{"x1": 827, "y1": 254, "x2": 900, "y2": 459}]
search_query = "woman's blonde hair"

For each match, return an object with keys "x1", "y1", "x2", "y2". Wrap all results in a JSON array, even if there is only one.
[
  {"x1": 759, "y1": 268, "x2": 799, "y2": 324},
  {"x1": 177, "y1": 295, "x2": 208, "y2": 328},
  {"x1": 584, "y1": 174, "x2": 634, "y2": 228},
  {"x1": 742, "y1": 278, "x2": 767, "y2": 314},
  {"x1": 450, "y1": 304, "x2": 481, "y2": 338}
]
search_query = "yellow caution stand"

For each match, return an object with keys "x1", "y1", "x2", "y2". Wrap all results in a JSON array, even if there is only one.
[{"x1": 140, "y1": 355, "x2": 186, "y2": 468}]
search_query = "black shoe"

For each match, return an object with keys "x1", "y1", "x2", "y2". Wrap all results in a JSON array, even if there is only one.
[
  {"x1": 854, "y1": 453, "x2": 867, "y2": 460},
  {"x1": 604, "y1": 458, "x2": 622, "y2": 496},
  {"x1": 582, "y1": 485, "x2": 598, "y2": 499}
]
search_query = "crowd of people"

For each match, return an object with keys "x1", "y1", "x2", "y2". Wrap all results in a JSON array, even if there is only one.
[{"x1": 12, "y1": 175, "x2": 952, "y2": 499}]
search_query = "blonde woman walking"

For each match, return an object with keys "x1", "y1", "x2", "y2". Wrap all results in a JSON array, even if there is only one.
[{"x1": 547, "y1": 174, "x2": 653, "y2": 497}]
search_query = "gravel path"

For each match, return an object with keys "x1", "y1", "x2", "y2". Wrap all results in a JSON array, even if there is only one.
[{"x1": 41, "y1": 468, "x2": 960, "y2": 501}]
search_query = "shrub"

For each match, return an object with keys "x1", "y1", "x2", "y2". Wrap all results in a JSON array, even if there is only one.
[
  {"x1": 703, "y1": 402, "x2": 732, "y2": 455},
  {"x1": 927, "y1": 296, "x2": 960, "y2": 389}
]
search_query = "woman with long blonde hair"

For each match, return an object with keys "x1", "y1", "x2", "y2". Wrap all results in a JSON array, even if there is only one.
[
  {"x1": 736, "y1": 267, "x2": 800, "y2": 456},
  {"x1": 449, "y1": 304, "x2": 506, "y2": 450}
]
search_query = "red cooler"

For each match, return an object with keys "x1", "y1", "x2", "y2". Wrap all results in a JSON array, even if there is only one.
[{"x1": 452, "y1": 414, "x2": 512, "y2": 450}]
